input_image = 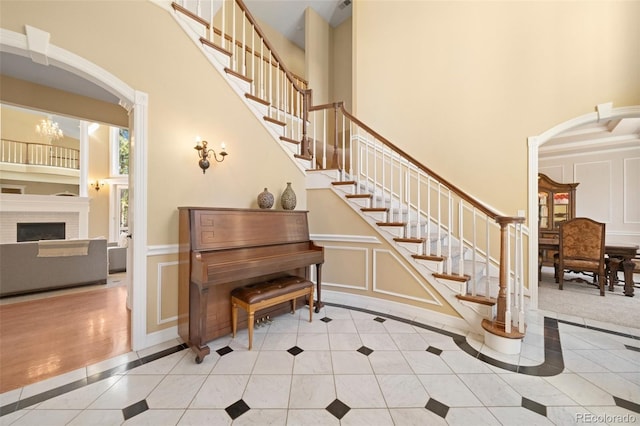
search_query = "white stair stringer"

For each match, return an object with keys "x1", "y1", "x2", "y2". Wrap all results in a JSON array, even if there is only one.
[
  {"x1": 163, "y1": 2, "x2": 309, "y2": 174},
  {"x1": 324, "y1": 181, "x2": 495, "y2": 336}
]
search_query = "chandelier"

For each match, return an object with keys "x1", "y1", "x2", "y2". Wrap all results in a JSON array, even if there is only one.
[{"x1": 36, "y1": 118, "x2": 64, "y2": 141}]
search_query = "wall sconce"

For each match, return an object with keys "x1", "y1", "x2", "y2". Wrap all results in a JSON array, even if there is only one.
[
  {"x1": 90, "y1": 180, "x2": 106, "y2": 191},
  {"x1": 194, "y1": 137, "x2": 227, "y2": 174}
]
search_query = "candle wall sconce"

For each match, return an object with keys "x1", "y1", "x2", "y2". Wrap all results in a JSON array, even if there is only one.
[
  {"x1": 90, "y1": 180, "x2": 106, "y2": 191},
  {"x1": 194, "y1": 137, "x2": 227, "y2": 174}
]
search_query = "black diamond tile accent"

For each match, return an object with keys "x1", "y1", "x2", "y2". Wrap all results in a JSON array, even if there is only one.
[
  {"x1": 426, "y1": 346, "x2": 442, "y2": 356},
  {"x1": 326, "y1": 398, "x2": 351, "y2": 419},
  {"x1": 625, "y1": 344, "x2": 640, "y2": 352},
  {"x1": 425, "y1": 397, "x2": 449, "y2": 419},
  {"x1": 122, "y1": 399, "x2": 149, "y2": 420},
  {"x1": 357, "y1": 345, "x2": 374, "y2": 356},
  {"x1": 522, "y1": 397, "x2": 547, "y2": 417},
  {"x1": 374, "y1": 316, "x2": 386, "y2": 323},
  {"x1": 320, "y1": 317, "x2": 333, "y2": 323},
  {"x1": 217, "y1": 346, "x2": 233, "y2": 356},
  {"x1": 288, "y1": 346, "x2": 304, "y2": 356},
  {"x1": 614, "y1": 396, "x2": 640, "y2": 414},
  {"x1": 225, "y1": 399, "x2": 250, "y2": 419}
]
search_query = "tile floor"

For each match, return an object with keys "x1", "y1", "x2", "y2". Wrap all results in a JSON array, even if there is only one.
[{"x1": 1, "y1": 302, "x2": 639, "y2": 425}]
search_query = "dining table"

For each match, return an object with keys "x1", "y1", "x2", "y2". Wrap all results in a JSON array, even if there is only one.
[{"x1": 539, "y1": 238, "x2": 639, "y2": 297}]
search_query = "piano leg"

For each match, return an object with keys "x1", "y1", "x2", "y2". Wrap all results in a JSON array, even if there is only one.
[
  {"x1": 190, "y1": 284, "x2": 211, "y2": 364},
  {"x1": 315, "y1": 263, "x2": 323, "y2": 313}
]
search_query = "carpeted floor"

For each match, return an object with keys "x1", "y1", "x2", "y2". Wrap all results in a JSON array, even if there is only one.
[{"x1": 537, "y1": 266, "x2": 640, "y2": 328}]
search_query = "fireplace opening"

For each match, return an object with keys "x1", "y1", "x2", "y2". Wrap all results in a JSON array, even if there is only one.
[{"x1": 17, "y1": 222, "x2": 66, "y2": 242}]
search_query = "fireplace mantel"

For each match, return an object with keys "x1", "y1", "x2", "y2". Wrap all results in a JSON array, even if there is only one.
[{"x1": 0, "y1": 194, "x2": 90, "y2": 244}]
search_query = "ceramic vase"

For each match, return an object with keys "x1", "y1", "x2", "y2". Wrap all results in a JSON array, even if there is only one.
[
  {"x1": 281, "y1": 182, "x2": 296, "y2": 210},
  {"x1": 257, "y1": 188, "x2": 274, "y2": 209}
]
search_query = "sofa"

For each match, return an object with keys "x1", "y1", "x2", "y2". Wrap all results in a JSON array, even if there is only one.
[
  {"x1": 107, "y1": 243, "x2": 127, "y2": 273},
  {"x1": 0, "y1": 238, "x2": 108, "y2": 297}
]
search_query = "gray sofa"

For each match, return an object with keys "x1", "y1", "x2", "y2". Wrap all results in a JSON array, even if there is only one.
[
  {"x1": 0, "y1": 239, "x2": 108, "y2": 297},
  {"x1": 107, "y1": 243, "x2": 127, "y2": 273}
]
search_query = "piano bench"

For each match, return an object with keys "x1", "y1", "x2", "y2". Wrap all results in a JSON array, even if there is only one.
[{"x1": 231, "y1": 276, "x2": 314, "y2": 350}]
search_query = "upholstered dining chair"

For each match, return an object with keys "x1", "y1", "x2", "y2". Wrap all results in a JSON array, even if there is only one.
[{"x1": 556, "y1": 217, "x2": 606, "y2": 296}]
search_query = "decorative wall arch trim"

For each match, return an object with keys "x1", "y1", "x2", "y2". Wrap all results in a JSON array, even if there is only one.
[
  {"x1": 527, "y1": 103, "x2": 640, "y2": 309},
  {"x1": 1, "y1": 27, "x2": 149, "y2": 351}
]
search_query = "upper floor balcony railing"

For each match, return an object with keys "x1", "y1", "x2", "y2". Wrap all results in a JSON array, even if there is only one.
[{"x1": 0, "y1": 139, "x2": 80, "y2": 170}]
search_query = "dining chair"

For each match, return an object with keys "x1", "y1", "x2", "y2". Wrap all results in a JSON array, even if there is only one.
[{"x1": 557, "y1": 217, "x2": 606, "y2": 296}]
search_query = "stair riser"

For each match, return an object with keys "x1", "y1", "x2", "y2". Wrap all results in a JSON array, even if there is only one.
[
  {"x1": 362, "y1": 211, "x2": 388, "y2": 221},
  {"x1": 204, "y1": 48, "x2": 231, "y2": 69},
  {"x1": 347, "y1": 198, "x2": 370, "y2": 208},
  {"x1": 379, "y1": 226, "x2": 405, "y2": 239}
]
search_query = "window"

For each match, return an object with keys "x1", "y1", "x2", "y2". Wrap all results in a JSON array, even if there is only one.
[
  {"x1": 109, "y1": 126, "x2": 129, "y2": 242},
  {"x1": 110, "y1": 127, "x2": 129, "y2": 176}
]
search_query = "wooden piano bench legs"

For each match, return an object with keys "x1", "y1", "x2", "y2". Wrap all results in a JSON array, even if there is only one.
[{"x1": 231, "y1": 276, "x2": 314, "y2": 350}]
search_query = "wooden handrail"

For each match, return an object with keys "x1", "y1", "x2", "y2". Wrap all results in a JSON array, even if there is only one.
[
  {"x1": 332, "y1": 103, "x2": 516, "y2": 222},
  {"x1": 171, "y1": 2, "x2": 210, "y2": 29},
  {"x1": 171, "y1": 2, "x2": 307, "y2": 86},
  {"x1": 235, "y1": 0, "x2": 306, "y2": 94},
  {"x1": 208, "y1": 28, "x2": 308, "y2": 87}
]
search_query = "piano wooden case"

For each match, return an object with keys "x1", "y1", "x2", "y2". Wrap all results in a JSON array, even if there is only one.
[{"x1": 178, "y1": 207, "x2": 324, "y2": 363}]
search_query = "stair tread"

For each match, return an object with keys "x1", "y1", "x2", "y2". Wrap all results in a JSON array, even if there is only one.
[
  {"x1": 377, "y1": 222, "x2": 406, "y2": 227},
  {"x1": 332, "y1": 181, "x2": 357, "y2": 186},
  {"x1": 280, "y1": 136, "x2": 301, "y2": 145},
  {"x1": 412, "y1": 254, "x2": 445, "y2": 262},
  {"x1": 393, "y1": 237, "x2": 424, "y2": 243},
  {"x1": 361, "y1": 207, "x2": 388, "y2": 212},
  {"x1": 246, "y1": 93, "x2": 270, "y2": 106},
  {"x1": 264, "y1": 116, "x2": 286, "y2": 126},
  {"x1": 456, "y1": 294, "x2": 496, "y2": 306},
  {"x1": 346, "y1": 194, "x2": 372, "y2": 199},
  {"x1": 224, "y1": 67, "x2": 252, "y2": 83}
]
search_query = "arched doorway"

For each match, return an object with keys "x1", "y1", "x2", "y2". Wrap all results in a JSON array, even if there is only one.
[
  {"x1": 527, "y1": 103, "x2": 640, "y2": 309},
  {"x1": 0, "y1": 26, "x2": 148, "y2": 350}
]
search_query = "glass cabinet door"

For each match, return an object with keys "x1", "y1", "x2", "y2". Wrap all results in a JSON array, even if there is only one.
[{"x1": 552, "y1": 192, "x2": 569, "y2": 229}]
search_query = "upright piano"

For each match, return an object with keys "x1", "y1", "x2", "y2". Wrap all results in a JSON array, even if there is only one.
[{"x1": 178, "y1": 207, "x2": 324, "y2": 363}]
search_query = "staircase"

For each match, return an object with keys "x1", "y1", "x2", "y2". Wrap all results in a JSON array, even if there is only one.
[{"x1": 163, "y1": 0, "x2": 528, "y2": 353}]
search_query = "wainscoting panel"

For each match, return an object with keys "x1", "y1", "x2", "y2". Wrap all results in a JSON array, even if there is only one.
[
  {"x1": 624, "y1": 157, "x2": 640, "y2": 223},
  {"x1": 575, "y1": 160, "x2": 612, "y2": 222},
  {"x1": 157, "y1": 261, "x2": 179, "y2": 325},
  {"x1": 539, "y1": 165, "x2": 565, "y2": 183},
  {"x1": 373, "y1": 249, "x2": 441, "y2": 305},
  {"x1": 322, "y1": 246, "x2": 368, "y2": 290}
]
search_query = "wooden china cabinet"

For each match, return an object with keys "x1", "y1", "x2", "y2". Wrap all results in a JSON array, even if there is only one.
[{"x1": 538, "y1": 173, "x2": 579, "y2": 268}]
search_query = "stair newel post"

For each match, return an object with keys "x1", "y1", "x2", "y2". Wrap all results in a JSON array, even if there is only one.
[{"x1": 494, "y1": 216, "x2": 517, "y2": 330}]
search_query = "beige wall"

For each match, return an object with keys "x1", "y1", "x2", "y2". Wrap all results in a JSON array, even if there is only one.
[
  {"x1": 87, "y1": 124, "x2": 110, "y2": 239},
  {"x1": 331, "y1": 17, "x2": 353, "y2": 110},
  {"x1": 1, "y1": 0, "x2": 306, "y2": 247},
  {"x1": 1, "y1": 75, "x2": 128, "y2": 128},
  {"x1": 353, "y1": 0, "x2": 640, "y2": 219},
  {"x1": 1, "y1": 0, "x2": 307, "y2": 334},
  {"x1": 540, "y1": 147, "x2": 640, "y2": 246},
  {"x1": 256, "y1": 18, "x2": 306, "y2": 80},
  {"x1": 305, "y1": 7, "x2": 331, "y2": 105}
]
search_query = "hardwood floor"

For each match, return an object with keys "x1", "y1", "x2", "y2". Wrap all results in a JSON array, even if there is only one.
[{"x1": 0, "y1": 285, "x2": 130, "y2": 393}]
